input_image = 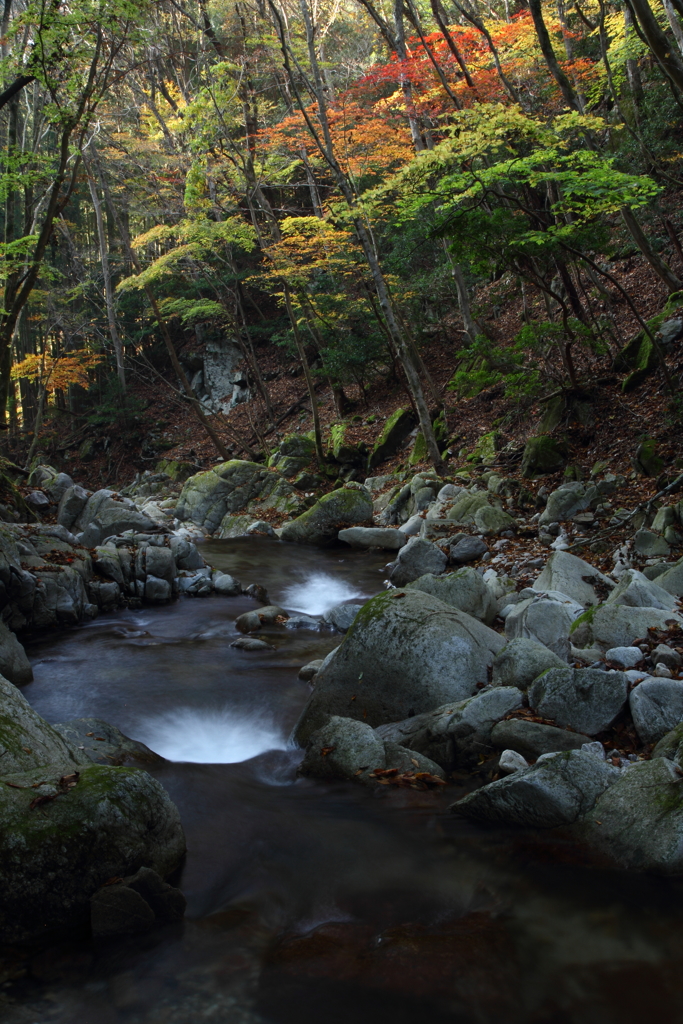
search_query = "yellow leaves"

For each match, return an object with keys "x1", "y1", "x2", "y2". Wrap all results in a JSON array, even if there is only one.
[{"x1": 11, "y1": 350, "x2": 104, "y2": 392}]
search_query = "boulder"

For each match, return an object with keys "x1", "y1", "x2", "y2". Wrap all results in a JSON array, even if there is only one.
[
  {"x1": 447, "y1": 493, "x2": 492, "y2": 525},
  {"x1": 0, "y1": 619, "x2": 32, "y2": 685},
  {"x1": 298, "y1": 659, "x2": 324, "y2": 682},
  {"x1": 570, "y1": 604, "x2": 682, "y2": 652},
  {"x1": 46, "y1": 472, "x2": 75, "y2": 503},
  {"x1": 490, "y1": 719, "x2": 591, "y2": 760},
  {"x1": 323, "y1": 602, "x2": 363, "y2": 633},
  {"x1": 473, "y1": 505, "x2": 517, "y2": 536},
  {"x1": 450, "y1": 536, "x2": 488, "y2": 563},
  {"x1": 521, "y1": 436, "x2": 567, "y2": 478},
  {"x1": 406, "y1": 568, "x2": 497, "y2": 625},
  {"x1": 299, "y1": 716, "x2": 386, "y2": 782},
  {"x1": 368, "y1": 408, "x2": 416, "y2": 469},
  {"x1": 213, "y1": 572, "x2": 242, "y2": 596},
  {"x1": 605, "y1": 569, "x2": 678, "y2": 611},
  {"x1": 652, "y1": 721, "x2": 683, "y2": 763},
  {"x1": 656, "y1": 557, "x2": 683, "y2": 597},
  {"x1": 629, "y1": 677, "x2": 683, "y2": 744},
  {"x1": 571, "y1": 758, "x2": 683, "y2": 871},
  {"x1": 0, "y1": 762, "x2": 185, "y2": 943},
  {"x1": 499, "y1": 749, "x2": 529, "y2": 774},
  {"x1": 504, "y1": 591, "x2": 583, "y2": 660},
  {"x1": 452, "y1": 750, "x2": 618, "y2": 828},
  {"x1": 492, "y1": 637, "x2": 567, "y2": 690},
  {"x1": 280, "y1": 487, "x2": 373, "y2": 545},
  {"x1": 338, "y1": 527, "x2": 406, "y2": 550},
  {"x1": 375, "y1": 687, "x2": 523, "y2": 770},
  {"x1": 57, "y1": 485, "x2": 90, "y2": 529},
  {"x1": 176, "y1": 460, "x2": 299, "y2": 533},
  {"x1": 382, "y1": 742, "x2": 446, "y2": 778},
  {"x1": 292, "y1": 589, "x2": 505, "y2": 745},
  {"x1": 90, "y1": 884, "x2": 156, "y2": 938},
  {"x1": 388, "y1": 536, "x2": 448, "y2": 586},
  {"x1": 633, "y1": 528, "x2": 670, "y2": 558},
  {"x1": 538, "y1": 482, "x2": 595, "y2": 526},
  {"x1": 145, "y1": 576, "x2": 172, "y2": 604},
  {"x1": 532, "y1": 550, "x2": 614, "y2": 607},
  {"x1": 528, "y1": 667, "x2": 629, "y2": 735},
  {"x1": 245, "y1": 520, "x2": 278, "y2": 538},
  {"x1": 53, "y1": 718, "x2": 163, "y2": 766},
  {"x1": 0, "y1": 674, "x2": 87, "y2": 774},
  {"x1": 605, "y1": 646, "x2": 643, "y2": 669},
  {"x1": 74, "y1": 489, "x2": 157, "y2": 543}
]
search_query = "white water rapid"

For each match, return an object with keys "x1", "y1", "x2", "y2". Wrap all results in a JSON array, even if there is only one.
[
  {"x1": 281, "y1": 572, "x2": 366, "y2": 616},
  {"x1": 139, "y1": 707, "x2": 288, "y2": 764}
]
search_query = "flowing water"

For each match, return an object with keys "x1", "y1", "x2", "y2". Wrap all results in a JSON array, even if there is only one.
[{"x1": 5, "y1": 537, "x2": 683, "y2": 1024}]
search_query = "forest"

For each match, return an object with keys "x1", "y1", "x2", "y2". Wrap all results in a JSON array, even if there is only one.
[
  {"x1": 0, "y1": 0, "x2": 680, "y2": 481},
  {"x1": 5, "y1": 0, "x2": 683, "y2": 1020}
]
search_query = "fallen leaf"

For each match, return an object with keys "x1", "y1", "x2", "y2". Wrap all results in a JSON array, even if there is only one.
[{"x1": 320, "y1": 746, "x2": 335, "y2": 756}]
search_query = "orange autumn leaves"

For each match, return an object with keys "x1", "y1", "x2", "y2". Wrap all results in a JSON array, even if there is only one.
[{"x1": 260, "y1": 10, "x2": 600, "y2": 188}]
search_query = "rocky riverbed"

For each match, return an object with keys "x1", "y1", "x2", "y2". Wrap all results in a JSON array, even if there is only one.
[{"x1": 1, "y1": 441, "x2": 683, "y2": 1016}]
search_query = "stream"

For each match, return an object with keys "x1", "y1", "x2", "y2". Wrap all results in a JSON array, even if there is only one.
[{"x1": 7, "y1": 537, "x2": 683, "y2": 1024}]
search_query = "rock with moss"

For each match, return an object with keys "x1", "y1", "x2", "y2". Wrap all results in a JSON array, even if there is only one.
[
  {"x1": 408, "y1": 431, "x2": 428, "y2": 466},
  {"x1": 447, "y1": 492, "x2": 491, "y2": 525},
  {"x1": 538, "y1": 482, "x2": 597, "y2": 526},
  {"x1": 292, "y1": 589, "x2": 505, "y2": 745},
  {"x1": 53, "y1": 718, "x2": 164, "y2": 767},
  {"x1": 175, "y1": 460, "x2": 299, "y2": 533},
  {"x1": 154, "y1": 459, "x2": 195, "y2": 482},
  {"x1": 474, "y1": 505, "x2": 516, "y2": 536},
  {"x1": 521, "y1": 436, "x2": 567, "y2": 478},
  {"x1": 327, "y1": 422, "x2": 364, "y2": 465},
  {"x1": 278, "y1": 433, "x2": 317, "y2": 460},
  {"x1": 280, "y1": 486, "x2": 372, "y2": 545},
  {"x1": 368, "y1": 408, "x2": 416, "y2": 469},
  {"x1": 0, "y1": 619, "x2": 32, "y2": 685},
  {"x1": 406, "y1": 567, "x2": 497, "y2": 624},
  {"x1": 0, "y1": 761, "x2": 185, "y2": 943},
  {"x1": 469, "y1": 431, "x2": 500, "y2": 466},
  {"x1": 0, "y1": 674, "x2": 88, "y2": 775},
  {"x1": 570, "y1": 602, "x2": 682, "y2": 652},
  {"x1": 452, "y1": 749, "x2": 619, "y2": 829},
  {"x1": 492, "y1": 638, "x2": 567, "y2": 690},
  {"x1": 570, "y1": 758, "x2": 683, "y2": 871},
  {"x1": 633, "y1": 438, "x2": 663, "y2": 477}
]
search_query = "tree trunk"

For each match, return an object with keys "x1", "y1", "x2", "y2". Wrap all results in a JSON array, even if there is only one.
[
  {"x1": 621, "y1": 206, "x2": 683, "y2": 293},
  {"x1": 528, "y1": 0, "x2": 583, "y2": 111},
  {"x1": 83, "y1": 150, "x2": 126, "y2": 392}
]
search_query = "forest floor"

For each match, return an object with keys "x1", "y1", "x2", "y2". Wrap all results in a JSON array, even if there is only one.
[{"x1": 4, "y1": 245, "x2": 682, "y2": 495}]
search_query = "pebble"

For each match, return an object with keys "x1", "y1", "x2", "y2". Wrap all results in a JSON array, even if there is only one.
[
  {"x1": 654, "y1": 663, "x2": 674, "y2": 678},
  {"x1": 499, "y1": 749, "x2": 529, "y2": 774}
]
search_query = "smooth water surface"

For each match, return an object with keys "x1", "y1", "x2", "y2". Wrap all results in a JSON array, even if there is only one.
[{"x1": 5, "y1": 538, "x2": 683, "y2": 1024}]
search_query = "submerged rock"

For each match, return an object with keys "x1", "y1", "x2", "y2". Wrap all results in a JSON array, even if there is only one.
[{"x1": 292, "y1": 590, "x2": 505, "y2": 745}]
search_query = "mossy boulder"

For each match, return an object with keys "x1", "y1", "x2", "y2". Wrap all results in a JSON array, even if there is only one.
[
  {"x1": 280, "y1": 486, "x2": 373, "y2": 545},
  {"x1": 468, "y1": 431, "x2": 500, "y2": 466},
  {"x1": 368, "y1": 408, "x2": 416, "y2": 469},
  {"x1": 279, "y1": 433, "x2": 317, "y2": 460},
  {"x1": 0, "y1": 762, "x2": 185, "y2": 943},
  {"x1": 408, "y1": 431, "x2": 428, "y2": 466},
  {"x1": 292, "y1": 589, "x2": 505, "y2": 745},
  {"x1": 176, "y1": 460, "x2": 299, "y2": 533},
  {"x1": 0, "y1": 674, "x2": 87, "y2": 774},
  {"x1": 521, "y1": 435, "x2": 567, "y2": 478},
  {"x1": 328, "y1": 422, "x2": 365, "y2": 465},
  {"x1": 154, "y1": 459, "x2": 195, "y2": 482},
  {"x1": 473, "y1": 504, "x2": 516, "y2": 536},
  {"x1": 633, "y1": 438, "x2": 664, "y2": 477},
  {"x1": 447, "y1": 492, "x2": 491, "y2": 524}
]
